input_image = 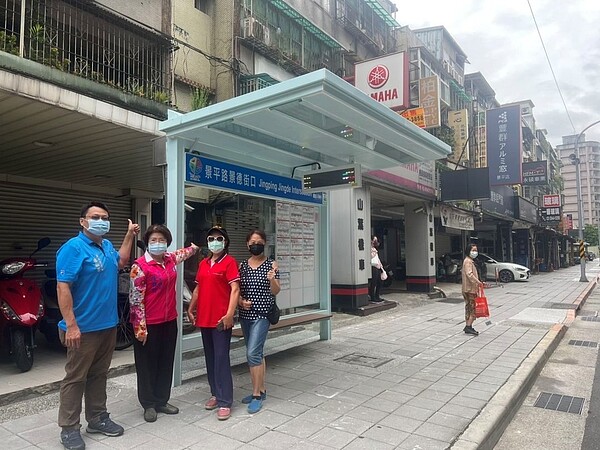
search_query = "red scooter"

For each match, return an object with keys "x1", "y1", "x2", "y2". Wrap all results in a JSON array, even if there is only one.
[{"x1": 0, "y1": 237, "x2": 50, "y2": 372}]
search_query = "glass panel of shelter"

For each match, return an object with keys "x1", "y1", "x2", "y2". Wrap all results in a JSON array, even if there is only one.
[{"x1": 182, "y1": 189, "x2": 321, "y2": 337}]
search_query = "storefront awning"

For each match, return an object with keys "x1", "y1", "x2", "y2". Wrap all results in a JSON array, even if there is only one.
[{"x1": 160, "y1": 69, "x2": 450, "y2": 177}]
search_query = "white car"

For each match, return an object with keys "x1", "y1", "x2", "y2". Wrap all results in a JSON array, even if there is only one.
[{"x1": 479, "y1": 253, "x2": 530, "y2": 283}]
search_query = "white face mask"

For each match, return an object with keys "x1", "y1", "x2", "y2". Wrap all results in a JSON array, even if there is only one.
[{"x1": 470, "y1": 251, "x2": 478, "y2": 259}]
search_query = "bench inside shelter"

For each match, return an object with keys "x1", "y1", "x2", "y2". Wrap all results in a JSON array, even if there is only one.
[{"x1": 231, "y1": 312, "x2": 332, "y2": 337}]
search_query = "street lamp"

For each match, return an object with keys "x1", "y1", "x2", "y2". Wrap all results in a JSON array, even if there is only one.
[{"x1": 574, "y1": 119, "x2": 600, "y2": 282}]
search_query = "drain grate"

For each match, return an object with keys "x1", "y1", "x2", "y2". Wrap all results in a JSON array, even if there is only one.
[
  {"x1": 568, "y1": 340, "x2": 598, "y2": 348},
  {"x1": 533, "y1": 392, "x2": 585, "y2": 414},
  {"x1": 581, "y1": 316, "x2": 600, "y2": 322},
  {"x1": 437, "y1": 297, "x2": 464, "y2": 304},
  {"x1": 334, "y1": 352, "x2": 392, "y2": 368}
]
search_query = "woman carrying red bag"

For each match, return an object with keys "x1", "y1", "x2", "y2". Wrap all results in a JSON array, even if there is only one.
[{"x1": 461, "y1": 244, "x2": 484, "y2": 336}]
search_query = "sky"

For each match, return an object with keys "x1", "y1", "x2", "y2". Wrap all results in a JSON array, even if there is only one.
[{"x1": 392, "y1": 0, "x2": 600, "y2": 147}]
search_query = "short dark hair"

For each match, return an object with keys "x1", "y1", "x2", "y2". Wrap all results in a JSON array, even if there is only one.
[
  {"x1": 246, "y1": 229, "x2": 267, "y2": 243},
  {"x1": 465, "y1": 244, "x2": 478, "y2": 256},
  {"x1": 143, "y1": 224, "x2": 173, "y2": 247},
  {"x1": 80, "y1": 201, "x2": 110, "y2": 218}
]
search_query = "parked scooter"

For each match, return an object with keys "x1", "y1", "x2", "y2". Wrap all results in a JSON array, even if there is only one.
[
  {"x1": 0, "y1": 237, "x2": 50, "y2": 372},
  {"x1": 39, "y1": 268, "x2": 61, "y2": 344},
  {"x1": 39, "y1": 265, "x2": 136, "y2": 351},
  {"x1": 440, "y1": 254, "x2": 462, "y2": 283}
]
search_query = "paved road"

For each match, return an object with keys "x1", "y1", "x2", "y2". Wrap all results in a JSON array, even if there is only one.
[
  {"x1": 494, "y1": 266, "x2": 600, "y2": 450},
  {"x1": 582, "y1": 339, "x2": 600, "y2": 450},
  {"x1": 0, "y1": 266, "x2": 595, "y2": 449}
]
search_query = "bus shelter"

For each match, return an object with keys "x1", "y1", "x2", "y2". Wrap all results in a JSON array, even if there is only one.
[{"x1": 159, "y1": 69, "x2": 450, "y2": 385}]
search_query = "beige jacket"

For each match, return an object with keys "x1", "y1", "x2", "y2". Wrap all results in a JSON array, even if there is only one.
[{"x1": 461, "y1": 256, "x2": 481, "y2": 294}]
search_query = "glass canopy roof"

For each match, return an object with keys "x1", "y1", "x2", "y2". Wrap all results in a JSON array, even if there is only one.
[{"x1": 160, "y1": 69, "x2": 450, "y2": 178}]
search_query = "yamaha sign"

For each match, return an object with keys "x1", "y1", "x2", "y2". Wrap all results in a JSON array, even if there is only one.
[{"x1": 354, "y1": 52, "x2": 410, "y2": 110}]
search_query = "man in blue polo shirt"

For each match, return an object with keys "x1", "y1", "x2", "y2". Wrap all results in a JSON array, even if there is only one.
[{"x1": 56, "y1": 201, "x2": 140, "y2": 450}]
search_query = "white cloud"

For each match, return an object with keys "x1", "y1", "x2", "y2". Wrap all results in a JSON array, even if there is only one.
[{"x1": 393, "y1": 0, "x2": 600, "y2": 145}]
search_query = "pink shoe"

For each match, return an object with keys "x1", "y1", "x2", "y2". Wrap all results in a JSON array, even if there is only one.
[
  {"x1": 204, "y1": 396, "x2": 218, "y2": 410},
  {"x1": 217, "y1": 407, "x2": 231, "y2": 420}
]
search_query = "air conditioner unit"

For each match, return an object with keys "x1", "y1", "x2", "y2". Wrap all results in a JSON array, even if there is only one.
[
  {"x1": 242, "y1": 17, "x2": 255, "y2": 38},
  {"x1": 252, "y1": 20, "x2": 265, "y2": 40},
  {"x1": 262, "y1": 26, "x2": 271, "y2": 45}
]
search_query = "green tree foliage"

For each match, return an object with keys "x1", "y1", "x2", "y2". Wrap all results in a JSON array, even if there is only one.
[{"x1": 584, "y1": 224, "x2": 599, "y2": 246}]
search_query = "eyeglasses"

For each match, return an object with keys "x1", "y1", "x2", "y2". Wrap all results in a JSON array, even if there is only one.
[
  {"x1": 85, "y1": 215, "x2": 110, "y2": 221},
  {"x1": 207, "y1": 236, "x2": 225, "y2": 242},
  {"x1": 149, "y1": 238, "x2": 168, "y2": 244}
]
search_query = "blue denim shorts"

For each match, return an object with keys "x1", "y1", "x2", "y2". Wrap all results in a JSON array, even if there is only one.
[{"x1": 239, "y1": 317, "x2": 270, "y2": 367}]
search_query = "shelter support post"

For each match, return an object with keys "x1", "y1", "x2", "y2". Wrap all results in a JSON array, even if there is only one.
[{"x1": 165, "y1": 136, "x2": 186, "y2": 386}]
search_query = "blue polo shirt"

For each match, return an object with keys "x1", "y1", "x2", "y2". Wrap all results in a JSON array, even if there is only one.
[{"x1": 56, "y1": 231, "x2": 120, "y2": 333}]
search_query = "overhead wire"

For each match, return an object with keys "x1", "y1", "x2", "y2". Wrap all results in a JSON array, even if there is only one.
[{"x1": 526, "y1": 0, "x2": 577, "y2": 134}]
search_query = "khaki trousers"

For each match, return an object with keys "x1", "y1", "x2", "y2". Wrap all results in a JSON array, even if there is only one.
[{"x1": 58, "y1": 327, "x2": 116, "y2": 429}]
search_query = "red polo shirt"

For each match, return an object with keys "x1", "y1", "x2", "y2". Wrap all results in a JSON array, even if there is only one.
[{"x1": 195, "y1": 253, "x2": 239, "y2": 328}]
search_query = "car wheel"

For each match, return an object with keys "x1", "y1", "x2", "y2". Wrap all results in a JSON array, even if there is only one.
[{"x1": 499, "y1": 269, "x2": 514, "y2": 283}]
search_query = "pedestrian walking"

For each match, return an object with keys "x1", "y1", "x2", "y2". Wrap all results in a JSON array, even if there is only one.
[
  {"x1": 462, "y1": 243, "x2": 484, "y2": 336},
  {"x1": 187, "y1": 226, "x2": 240, "y2": 421},
  {"x1": 369, "y1": 236, "x2": 384, "y2": 302},
  {"x1": 56, "y1": 201, "x2": 140, "y2": 450},
  {"x1": 129, "y1": 224, "x2": 199, "y2": 423},
  {"x1": 238, "y1": 229, "x2": 280, "y2": 414}
]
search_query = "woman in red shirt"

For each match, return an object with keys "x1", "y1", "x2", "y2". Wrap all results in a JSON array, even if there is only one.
[
  {"x1": 187, "y1": 226, "x2": 240, "y2": 421},
  {"x1": 129, "y1": 224, "x2": 199, "y2": 423}
]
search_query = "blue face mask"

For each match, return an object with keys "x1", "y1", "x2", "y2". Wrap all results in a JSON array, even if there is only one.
[
  {"x1": 86, "y1": 219, "x2": 110, "y2": 236},
  {"x1": 148, "y1": 242, "x2": 168, "y2": 256}
]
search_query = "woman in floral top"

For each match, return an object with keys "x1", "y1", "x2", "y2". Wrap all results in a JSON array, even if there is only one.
[{"x1": 129, "y1": 224, "x2": 198, "y2": 423}]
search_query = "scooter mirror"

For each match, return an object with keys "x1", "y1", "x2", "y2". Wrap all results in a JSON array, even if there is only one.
[
  {"x1": 37, "y1": 237, "x2": 51, "y2": 251},
  {"x1": 136, "y1": 240, "x2": 147, "y2": 252}
]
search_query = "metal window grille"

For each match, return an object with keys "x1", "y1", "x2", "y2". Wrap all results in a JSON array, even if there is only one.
[{"x1": 0, "y1": 0, "x2": 171, "y2": 101}]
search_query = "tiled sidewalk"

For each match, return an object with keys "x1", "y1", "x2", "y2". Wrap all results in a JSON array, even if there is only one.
[{"x1": 0, "y1": 266, "x2": 596, "y2": 449}]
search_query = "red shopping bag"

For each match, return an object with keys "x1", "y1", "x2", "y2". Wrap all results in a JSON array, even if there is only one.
[{"x1": 475, "y1": 287, "x2": 490, "y2": 318}]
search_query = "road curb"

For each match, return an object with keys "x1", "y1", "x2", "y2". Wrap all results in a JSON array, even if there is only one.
[
  {"x1": 450, "y1": 322, "x2": 567, "y2": 450},
  {"x1": 565, "y1": 274, "x2": 599, "y2": 324}
]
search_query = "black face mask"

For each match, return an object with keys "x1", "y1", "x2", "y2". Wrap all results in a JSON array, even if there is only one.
[{"x1": 249, "y1": 243, "x2": 265, "y2": 256}]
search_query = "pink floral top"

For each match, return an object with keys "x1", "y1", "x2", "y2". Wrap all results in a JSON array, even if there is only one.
[{"x1": 129, "y1": 246, "x2": 196, "y2": 339}]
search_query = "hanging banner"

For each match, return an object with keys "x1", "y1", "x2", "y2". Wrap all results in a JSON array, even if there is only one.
[
  {"x1": 367, "y1": 161, "x2": 436, "y2": 198},
  {"x1": 448, "y1": 109, "x2": 469, "y2": 164},
  {"x1": 522, "y1": 160, "x2": 548, "y2": 186},
  {"x1": 419, "y1": 76, "x2": 441, "y2": 128},
  {"x1": 540, "y1": 207, "x2": 561, "y2": 225},
  {"x1": 481, "y1": 185, "x2": 515, "y2": 219},
  {"x1": 543, "y1": 194, "x2": 561, "y2": 208},
  {"x1": 439, "y1": 205, "x2": 474, "y2": 230},
  {"x1": 400, "y1": 107, "x2": 426, "y2": 128},
  {"x1": 486, "y1": 105, "x2": 523, "y2": 186}
]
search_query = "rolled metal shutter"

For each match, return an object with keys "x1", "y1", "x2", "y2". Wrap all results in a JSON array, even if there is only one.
[{"x1": 0, "y1": 183, "x2": 133, "y2": 284}]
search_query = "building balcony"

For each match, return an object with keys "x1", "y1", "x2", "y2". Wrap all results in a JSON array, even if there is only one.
[
  {"x1": 0, "y1": 0, "x2": 172, "y2": 119},
  {"x1": 335, "y1": 0, "x2": 396, "y2": 55}
]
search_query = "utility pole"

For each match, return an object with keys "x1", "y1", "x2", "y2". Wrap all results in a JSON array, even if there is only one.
[{"x1": 574, "y1": 120, "x2": 600, "y2": 281}]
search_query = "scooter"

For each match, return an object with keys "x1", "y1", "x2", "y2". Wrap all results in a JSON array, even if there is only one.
[
  {"x1": 0, "y1": 237, "x2": 50, "y2": 372},
  {"x1": 38, "y1": 264, "x2": 136, "y2": 351},
  {"x1": 39, "y1": 268, "x2": 61, "y2": 344}
]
